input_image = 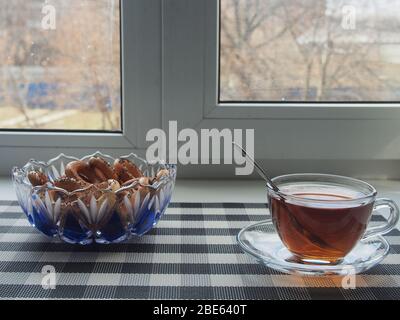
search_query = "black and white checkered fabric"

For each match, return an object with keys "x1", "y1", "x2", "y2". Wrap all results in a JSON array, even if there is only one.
[{"x1": 0, "y1": 200, "x2": 399, "y2": 300}]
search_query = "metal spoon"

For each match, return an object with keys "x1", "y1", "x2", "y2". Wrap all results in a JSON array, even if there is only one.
[
  {"x1": 233, "y1": 143, "x2": 337, "y2": 251},
  {"x1": 233, "y1": 142, "x2": 280, "y2": 192}
]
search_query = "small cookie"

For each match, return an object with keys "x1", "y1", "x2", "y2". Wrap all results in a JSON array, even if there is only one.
[
  {"x1": 155, "y1": 169, "x2": 169, "y2": 182},
  {"x1": 28, "y1": 171, "x2": 48, "y2": 187},
  {"x1": 65, "y1": 161, "x2": 100, "y2": 184},
  {"x1": 54, "y1": 177, "x2": 86, "y2": 192},
  {"x1": 89, "y1": 157, "x2": 117, "y2": 181},
  {"x1": 114, "y1": 159, "x2": 144, "y2": 183}
]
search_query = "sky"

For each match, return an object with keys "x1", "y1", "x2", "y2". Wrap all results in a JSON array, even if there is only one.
[{"x1": 326, "y1": 0, "x2": 400, "y2": 19}]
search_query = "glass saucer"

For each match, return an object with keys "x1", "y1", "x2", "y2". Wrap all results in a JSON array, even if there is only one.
[{"x1": 237, "y1": 220, "x2": 390, "y2": 276}]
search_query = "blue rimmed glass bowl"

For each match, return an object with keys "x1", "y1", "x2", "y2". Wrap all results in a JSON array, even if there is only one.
[{"x1": 12, "y1": 152, "x2": 177, "y2": 245}]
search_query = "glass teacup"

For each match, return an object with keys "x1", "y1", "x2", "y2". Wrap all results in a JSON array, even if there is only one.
[{"x1": 267, "y1": 174, "x2": 400, "y2": 265}]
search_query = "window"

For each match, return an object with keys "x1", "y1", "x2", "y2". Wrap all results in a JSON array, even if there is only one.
[
  {"x1": 220, "y1": 0, "x2": 400, "y2": 103},
  {"x1": 162, "y1": 0, "x2": 400, "y2": 178},
  {"x1": 1, "y1": 0, "x2": 400, "y2": 179},
  {"x1": 0, "y1": 0, "x2": 161, "y2": 176},
  {"x1": 0, "y1": 0, "x2": 121, "y2": 131}
]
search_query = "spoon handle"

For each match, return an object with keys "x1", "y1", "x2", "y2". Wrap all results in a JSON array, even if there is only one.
[{"x1": 232, "y1": 142, "x2": 280, "y2": 192}]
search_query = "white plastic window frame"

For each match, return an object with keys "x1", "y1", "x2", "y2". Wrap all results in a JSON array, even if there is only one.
[
  {"x1": 0, "y1": 0, "x2": 162, "y2": 176},
  {"x1": 2, "y1": 0, "x2": 400, "y2": 179},
  {"x1": 162, "y1": 0, "x2": 400, "y2": 179}
]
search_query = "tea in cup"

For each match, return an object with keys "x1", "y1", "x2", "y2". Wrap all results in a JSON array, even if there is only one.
[{"x1": 267, "y1": 174, "x2": 399, "y2": 265}]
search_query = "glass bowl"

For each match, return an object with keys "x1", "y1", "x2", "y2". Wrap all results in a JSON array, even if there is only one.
[{"x1": 12, "y1": 152, "x2": 177, "y2": 244}]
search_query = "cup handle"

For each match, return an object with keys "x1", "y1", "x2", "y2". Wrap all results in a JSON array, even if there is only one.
[{"x1": 363, "y1": 198, "x2": 400, "y2": 240}]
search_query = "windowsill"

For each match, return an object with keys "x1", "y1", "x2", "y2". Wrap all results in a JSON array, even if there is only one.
[
  {"x1": 2, "y1": 177, "x2": 400, "y2": 203},
  {"x1": 3, "y1": 177, "x2": 400, "y2": 228}
]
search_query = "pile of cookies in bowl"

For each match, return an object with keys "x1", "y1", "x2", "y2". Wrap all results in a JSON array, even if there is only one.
[{"x1": 12, "y1": 152, "x2": 176, "y2": 244}]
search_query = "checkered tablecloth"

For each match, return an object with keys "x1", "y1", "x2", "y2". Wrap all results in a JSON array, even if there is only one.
[{"x1": 0, "y1": 200, "x2": 399, "y2": 300}]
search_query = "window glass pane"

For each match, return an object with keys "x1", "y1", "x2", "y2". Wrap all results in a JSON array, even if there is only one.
[
  {"x1": 220, "y1": 0, "x2": 400, "y2": 102},
  {"x1": 0, "y1": 0, "x2": 121, "y2": 131}
]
